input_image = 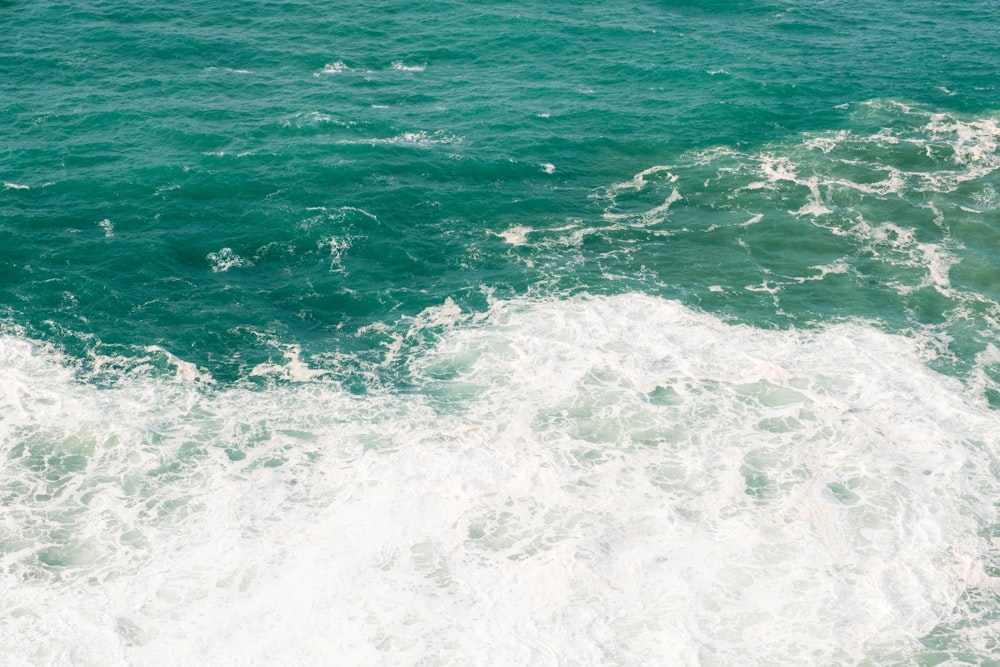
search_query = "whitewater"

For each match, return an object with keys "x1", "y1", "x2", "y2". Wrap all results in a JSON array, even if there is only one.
[{"x1": 3, "y1": 0, "x2": 1000, "y2": 664}]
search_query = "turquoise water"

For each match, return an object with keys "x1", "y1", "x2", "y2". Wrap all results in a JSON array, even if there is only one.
[{"x1": 3, "y1": 1, "x2": 1000, "y2": 664}]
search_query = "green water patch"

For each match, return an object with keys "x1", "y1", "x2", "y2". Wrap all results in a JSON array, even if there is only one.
[{"x1": 4, "y1": 0, "x2": 1000, "y2": 390}]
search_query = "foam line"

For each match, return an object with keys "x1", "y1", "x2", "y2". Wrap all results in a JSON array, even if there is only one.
[{"x1": 1, "y1": 294, "x2": 997, "y2": 664}]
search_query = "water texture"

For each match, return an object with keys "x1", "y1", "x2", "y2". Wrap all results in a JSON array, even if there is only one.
[{"x1": 2, "y1": 1, "x2": 999, "y2": 664}]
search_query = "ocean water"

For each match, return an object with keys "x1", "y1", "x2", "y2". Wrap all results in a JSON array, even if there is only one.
[{"x1": 2, "y1": 1, "x2": 1000, "y2": 664}]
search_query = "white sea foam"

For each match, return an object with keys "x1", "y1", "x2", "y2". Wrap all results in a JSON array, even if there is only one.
[
  {"x1": 204, "y1": 66, "x2": 254, "y2": 75},
  {"x1": 601, "y1": 167, "x2": 682, "y2": 227},
  {"x1": 791, "y1": 176, "x2": 832, "y2": 217},
  {"x1": 925, "y1": 115, "x2": 999, "y2": 167},
  {"x1": 1, "y1": 294, "x2": 997, "y2": 665},
  {"x1": 154, "y1": 183, "x2": 180, "y2": 196},
  {"x1": 202, "y1": 150, "x2": 254, "y2": 159},
  {"x1": 319, "y1": 235, "x2": 352, "y2": 272},
  {"x1": 598, "y1": 103, "x2": 997, "y2": 301},
  {"x1": 342, "y1": 130, "x2": 461, "y2": 148},
  {"x1": 284, "y1": 110, "x2": 358, "y2": 129},
  {"x1": 250, "y1": 345, "x2": 328, "y2": 382},
  {"x1": 793, "y1": 261, "x2": 850, "y2": 283},
  {"x1": 390, "y1": 61, "x2": 425, "y2": 72},
  {"x1": 3, "y1": 181, "x2": 29, "y2": 190},
  {"x1": 814, "y1": 216, "x2": 959, "y2": 295},
  {"x1": 314, "y1": 61, "x2": 348, "y2": 76},
  {"x1": 607, "y1": 164, "x2": 677, "y2": 195},
  {"x1": 97, "y1": 219, "x2": 114, "y2": 238},
  {"x1": 206, "y1": 247, "x2": 252, "y2": 273},
  {"x1": 143, "y1": 345, "x2": 213, "y2": 383},
  {"x1": 496, "y1": 225, "x2": 533, "y2": 246}
]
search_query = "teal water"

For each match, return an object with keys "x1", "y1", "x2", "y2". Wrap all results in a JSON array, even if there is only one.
[{"x1": 2, "y1": 1, "x2": 1000, "y2": 664}]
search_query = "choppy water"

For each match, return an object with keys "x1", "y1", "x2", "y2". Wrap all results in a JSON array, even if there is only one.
[{"x1": 3, "y1": 1, "x2": 1000, "y2": 664}]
